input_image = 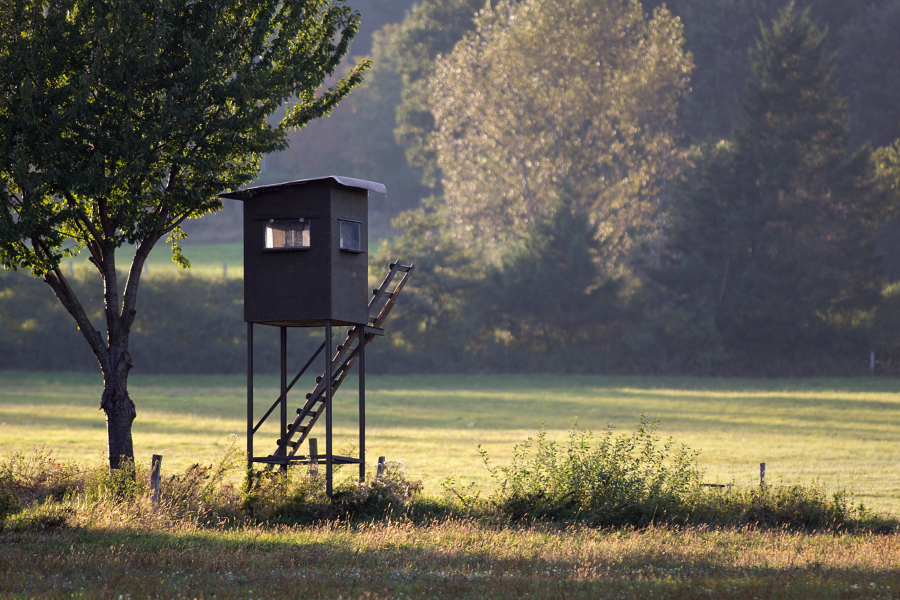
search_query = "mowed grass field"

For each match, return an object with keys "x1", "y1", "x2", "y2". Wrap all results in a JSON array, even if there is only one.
[
  {"x1": 1, "y1": 371, "x2": 899, "y2": 514},
  {"x1": 61, "y1": 239, "x2": 385, "y2": 280},
  {"x1": 63, "y1": 241, "x2": 245, "y2": 279}
]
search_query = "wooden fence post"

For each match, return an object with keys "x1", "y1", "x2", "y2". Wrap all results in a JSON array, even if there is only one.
[
  {"x1": 759, "y1": 462, "x2": 765, "y2": 487},
  {"x1": 150, "y1": 454, "x2": 162, "y2": 504},
  {"x1": 376, "y1": 456, "x2": 385, "y2": 480}
]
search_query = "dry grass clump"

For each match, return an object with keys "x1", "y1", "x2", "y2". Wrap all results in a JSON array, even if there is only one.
[
  {"x1": 0, "y1": 437, "x2": 424, "y2": 534},
  {"x1": 242, "y1": 457, "x2": 423, "y2": 523}
]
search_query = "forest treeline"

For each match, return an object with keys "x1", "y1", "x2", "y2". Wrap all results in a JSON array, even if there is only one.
[
  {"x1": 3, "y1": 0, "x2": 900, "y2": 375},
  {"x1": 367, "y1": 0, "x2": 900, "y2": 376}
]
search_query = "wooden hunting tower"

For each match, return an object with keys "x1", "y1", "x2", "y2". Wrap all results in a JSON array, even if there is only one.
[
  {"x1": 221, "y1": 176, "x2": 378, "y2": 326},
  {"x1": 219, "y1": 176, "x2": 414, "y2": 497}
]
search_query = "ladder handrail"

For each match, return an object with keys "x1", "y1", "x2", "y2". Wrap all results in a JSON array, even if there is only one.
[{"x1": 266, "y1": 261, "x2": 414, "y2": 464}]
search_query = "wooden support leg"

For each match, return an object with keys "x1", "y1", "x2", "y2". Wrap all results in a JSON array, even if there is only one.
[
  {"x1": 325, "y1": 320, "x2": 333, "y2": 497},
  {"x1": 359, "y1": 329, "x2": 366, "y2": 483},
  {"x1": 280, "y1": 326, "x2": 287, "y2": 473},
  {"x1": 247, "y1": 322, "x2": 253, "y2": 470}
]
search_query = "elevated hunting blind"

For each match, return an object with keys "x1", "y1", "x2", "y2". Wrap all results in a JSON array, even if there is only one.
[{"x1": 220, "y1": 176, "x2": 413, "y2": 496}]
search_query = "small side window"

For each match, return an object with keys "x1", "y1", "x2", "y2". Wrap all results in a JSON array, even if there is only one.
[
  {"x1": 265, "y1": 219, "x2": 310, "y2": 250},
  {"x1": 339, "y1": 219, "x2": 361, "y2": 252}
]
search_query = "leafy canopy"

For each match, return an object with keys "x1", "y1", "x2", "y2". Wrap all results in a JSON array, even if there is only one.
[
  {"x1": 0, "y1": 0, "x2": 366, "y2": 276},
  {"x1": 427, "y1": 0, "x2": 692, "y2": 266}
]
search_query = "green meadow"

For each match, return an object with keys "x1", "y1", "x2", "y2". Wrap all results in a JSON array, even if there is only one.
[
  {"x1": 62, "y1": 241, "x2": 245, "y2": 279},
  {"x1": 60, "y1": 239, "x2": 384, "y2": 280},
  {"x1": 1, "y1": 371, "x2": 898, "y2": 514}
]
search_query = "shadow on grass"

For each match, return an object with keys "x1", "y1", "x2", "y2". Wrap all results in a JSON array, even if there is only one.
[{"x1": 1, "y1": 525, "x2": 898, "y2": 599}]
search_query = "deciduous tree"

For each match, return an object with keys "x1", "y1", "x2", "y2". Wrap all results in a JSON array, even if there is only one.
[
  {"x1": 427, "y1": 0, "x2": 691, "y2": 269},
  {"x1": 0, "y1": 0, "x2": 366, "y2": 468}
]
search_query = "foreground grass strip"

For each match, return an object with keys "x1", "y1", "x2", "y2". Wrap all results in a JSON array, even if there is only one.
[{"x1": 2, "y1": 521, "x2": 899, "y2": 599}]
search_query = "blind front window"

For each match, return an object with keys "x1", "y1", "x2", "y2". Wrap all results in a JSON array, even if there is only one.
[{"x1": 265, "y1": 219, "x2": 310, "y2": 249}]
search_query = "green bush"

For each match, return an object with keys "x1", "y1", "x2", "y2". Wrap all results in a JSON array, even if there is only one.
[
  {"x1": 82, "y1": 458, "x2": 146, "y2": 504},
  {"x1": 688, "y1": 482, "x2": 856, "y2": 529},
  {"x1": 445, "y1": 418, "x2": 884, "y2": 530},
  {"x1": 446, "y1": 417, "x2": 701, "y2": 526}
]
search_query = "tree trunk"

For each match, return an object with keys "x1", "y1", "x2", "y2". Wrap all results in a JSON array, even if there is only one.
[
  {"x1": 37, "y1": 223, "x2": 161, "y2": 472},
  {"x1": 101, "y1": 350, "x2": 136, "y2": 470}
]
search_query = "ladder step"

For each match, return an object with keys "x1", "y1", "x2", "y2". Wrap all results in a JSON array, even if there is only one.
[
  {"x1": 265, "y1": 260, "x2": 413, "y2": 467},
  {"x1": 297, "y1": 394, "x2": 326, "y2": 413}
]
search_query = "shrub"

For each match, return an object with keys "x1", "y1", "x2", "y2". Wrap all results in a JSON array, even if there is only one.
[
  {"x1": 446, "y1": 418, "x2": 883, "y2": 530},
  {"x1": 331, "y1": 460, "x2": 423, "y2": 518},
  {"x1": 444, "y1": 417, "x2": 701, "y2": 526},
  {"x1": 688, "y1": 481, "x2": 864, "y2": 530},
  {"x1": 82, "y1": 458, "x2": 146, "y2": 504}
]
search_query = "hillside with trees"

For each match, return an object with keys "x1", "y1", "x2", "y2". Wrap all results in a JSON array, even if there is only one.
[{"x1": 4, "y1": 0, "x2": 900, "y2": 376}]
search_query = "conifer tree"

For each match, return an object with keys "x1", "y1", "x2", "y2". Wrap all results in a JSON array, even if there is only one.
[
  {"x1": 478, "y1": 198, "x2": 615, "y2": 356},
  {"x1": 659, "y1": 4, "x2": 888, "y2": 370}
]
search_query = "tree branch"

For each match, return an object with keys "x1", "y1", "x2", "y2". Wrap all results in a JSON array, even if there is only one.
[
  {"x1": 99, "y1": 240, "x2": 122, "y2": 347},
  {"x1": 97, "y1": 195, "x2": 114, "y2": 239},
  {"x1": 61, "y1": 191, "x2": 105, "y2": 268},
  {"x1": 61, "y1": 191, "x2": 103, "y2": 241},
  {"x1": 33, "y1": 238, "x2": 109, "y2": 372},
  {"x1": 121, "y1": 229, "x2": 163, "y2": 330}
]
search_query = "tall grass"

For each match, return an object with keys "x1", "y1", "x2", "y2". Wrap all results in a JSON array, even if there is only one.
[{"x1": 1, "y1": 421, "x2": 891, "y2": 535}]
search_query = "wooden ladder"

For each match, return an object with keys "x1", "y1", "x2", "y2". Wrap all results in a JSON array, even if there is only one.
[{"x1": 268, "y1": 261, "x2": 414, "y2": 465}]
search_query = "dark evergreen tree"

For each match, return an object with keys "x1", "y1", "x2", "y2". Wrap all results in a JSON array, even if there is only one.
[
  {"x1": 649, "y1": 0, "x2": 783, "y2": 143},
  {"x1": 657, "y1": 4, "x2": 888, "y2": 372},
  {"x1": 838, "y1": 0, "x2": 900, "y2": 149},
  {"x1": 644, "y1": 0, "x2": 882, "y2": 144},
  {"x1": 476, "y1": 198, "x2": 622, "y2": 363}
]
